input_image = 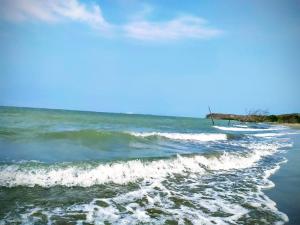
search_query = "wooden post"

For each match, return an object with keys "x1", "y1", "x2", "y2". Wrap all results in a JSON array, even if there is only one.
[{"x1": 208, "y1": 106, "x2": 215, "y2": 125}]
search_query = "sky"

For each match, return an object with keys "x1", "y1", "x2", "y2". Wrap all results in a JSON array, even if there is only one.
[{"x1": 0, "y1": 0, "x2": 299, "y2": 117}]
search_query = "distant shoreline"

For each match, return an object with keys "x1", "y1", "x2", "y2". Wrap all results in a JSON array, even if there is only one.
[{"x1": 206, "y1": 113, "x2": 300, "y2": 124}]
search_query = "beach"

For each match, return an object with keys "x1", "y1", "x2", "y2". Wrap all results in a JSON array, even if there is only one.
[{"x1": 266, "y1": 128, "x2": 300, "y2": 225}]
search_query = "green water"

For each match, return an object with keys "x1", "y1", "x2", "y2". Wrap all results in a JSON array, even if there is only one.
[{"x1": 0, "y1": 106, "x2": 219, "y2": 163}]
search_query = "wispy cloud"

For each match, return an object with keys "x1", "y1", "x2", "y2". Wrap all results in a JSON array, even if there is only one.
[
  {"x1": 0, "y1": 0, "x2": 111, "y2": 31},
  {"x1": 124, "y1": 16, "x2": 222, "y2": 41},
  {"x1": 0, "y1": 0, "x2": 222, "y2": 41}
]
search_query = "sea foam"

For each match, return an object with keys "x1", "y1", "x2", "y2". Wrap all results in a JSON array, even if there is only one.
[
  {"x1": 253, "y1": 132, "x2": 299, "y2": 137},
  {"x1": 0, "y1": 142, "x2": 283, "y2": 187},
  {"x1": 129, "y1": 132, "x2": 227, "y2": 142},
  {"x1": 213, "y1": 125, "x2": 284, "y2": 132}
]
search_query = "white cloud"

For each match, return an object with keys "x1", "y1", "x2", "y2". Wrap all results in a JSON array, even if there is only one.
[
  {"x1": 0, "y1": 1, "x2": 222, "y2": 41},
  {"x1": 124, "y1": 16, "x2": 222, "y2": 41},
  {"x1": 0, "y1": 0, "x2": 111, "y2": 31}
]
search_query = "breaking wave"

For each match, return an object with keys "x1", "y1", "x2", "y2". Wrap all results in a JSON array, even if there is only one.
[
  {"x1": 4, "y1": 128, "x2": 228, "y2": 144},
  {"x1": 213, "y1": 125, "x2": 284, "y2": 132},
  {"x1": 0, "y1": 142, "x2": 285, "y2": 188},
  {"x1": 253, "y1": 132, "x2": 299, "y2": 138},
  {"x1": 129, "y1": 132, "x2": 227, "y2": 142}
]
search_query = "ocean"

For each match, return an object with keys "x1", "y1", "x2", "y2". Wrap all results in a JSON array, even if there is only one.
[{"x1": 0, "y1": 106, "x2": 298, "y2": 225}]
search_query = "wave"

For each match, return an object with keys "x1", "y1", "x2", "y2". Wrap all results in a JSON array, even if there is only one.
[
  {"x1": 3, "y1": 128, "x2": 227, "y2": 144},
  {"x1": 0, "y1": 142, "x2": 283, "y2": 187},
  {"x1": 40, "y1": 129, "x2": 135, "y2": 141},
  {"x1": 213, "y1": 126, "x2": 282, "y2": 132},
  {"x1": 233, "y1": 124, "x2": 249, "y2": 128},
  {"x1": 253, "y1": 132, "x2": 299, "y2": 138},
  {"x1": 129, "y1": 132, "x2": 227, "y2": 142},
  {"x1": 5, "y1": 159, "x2": 289, "y2": 225}
]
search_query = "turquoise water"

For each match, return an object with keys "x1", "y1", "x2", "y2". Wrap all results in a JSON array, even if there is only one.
[{"x1": 0, "y1": 106, "x2": 297, "y2": 224}]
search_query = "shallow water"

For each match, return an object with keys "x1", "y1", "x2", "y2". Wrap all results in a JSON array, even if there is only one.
[{"x1": 0, "y1": 106, "x2": 297, "y2": 224}]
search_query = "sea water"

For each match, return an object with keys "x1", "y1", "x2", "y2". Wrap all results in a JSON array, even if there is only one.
[{"x1": 0, "y1": 106, "x2": 297, "y2": 224}]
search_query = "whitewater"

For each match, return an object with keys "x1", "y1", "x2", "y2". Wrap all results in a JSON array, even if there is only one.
[{"x1": 0, "y1": 106, "x2": 297, "y2": 225}]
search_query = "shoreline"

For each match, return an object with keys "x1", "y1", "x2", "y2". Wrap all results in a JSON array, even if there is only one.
[
  {"x1": 266, "y1": 130, "x2": 300, "y2": 225},
  {"x1": 206, "y1": 113, "x2": 300, "y2": 124},
  {"x1": 279, "y1": 123, "x2": 300, "y2": 129}
]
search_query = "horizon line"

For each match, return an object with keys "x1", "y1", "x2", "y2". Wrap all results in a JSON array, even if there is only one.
[{"x1": 0, "y1": 104, "x2": 203, "y2": 119}]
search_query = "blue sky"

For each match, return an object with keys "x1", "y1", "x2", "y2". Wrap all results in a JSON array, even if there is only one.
[{"x1": 0, "y1": 0, "x2": 299, "y2": 117}]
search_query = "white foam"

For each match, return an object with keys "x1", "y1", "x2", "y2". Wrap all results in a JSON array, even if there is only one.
[
  {"x1": 213, "y1": 126, "x2": 282, "y2": 132},
  {"x1": 253, "y1": 132, "x2": 298, "y2": 138},
  {"x1": 234, "y1": 124, "x2": 249, "y2": 128},
  {"x1": 0, "y1": 144, "x2": 281, "y2": 188},
  {"x1": 15, "y1": 158, "x2": 288, "y2": 225},
  {"x1": 1, "y1": 140, "x2": 291, "y2": 225},
  {"x1": 129, "y1": 132, "x2": 227, "y2": 142}
]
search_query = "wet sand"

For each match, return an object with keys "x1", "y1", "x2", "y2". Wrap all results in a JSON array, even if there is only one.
[{"x1": 266, "y1": 131, "x2": 300, "y2": 225}]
